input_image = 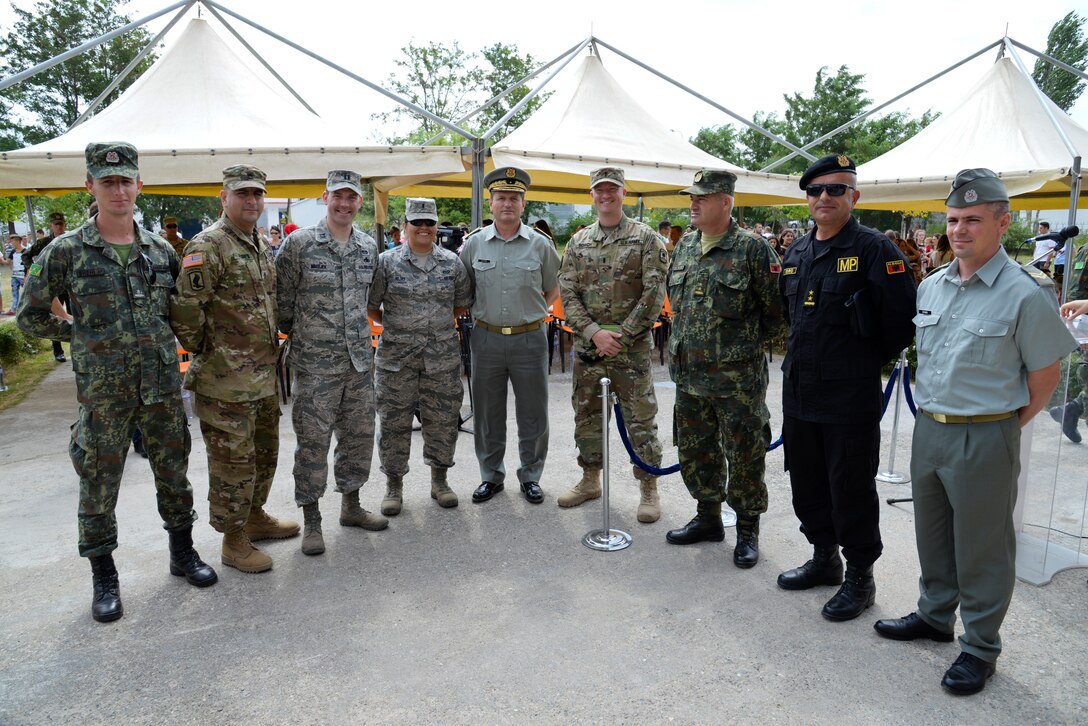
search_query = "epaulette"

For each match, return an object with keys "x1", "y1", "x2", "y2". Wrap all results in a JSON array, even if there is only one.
[
  {"x1": 1019, "y1": 262, "x2": 1056, "y2": 288},
  {"x1": 465, "y1": 226, "x2": 485, "y2": 237}
]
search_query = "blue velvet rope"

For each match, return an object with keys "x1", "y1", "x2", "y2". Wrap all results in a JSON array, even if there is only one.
[
  {"x1": 612, "y1": 401, "x2": 681, "y2": 476},
  {"x1": 902, "y1": 361, "x2": 918, "y2": 417}
]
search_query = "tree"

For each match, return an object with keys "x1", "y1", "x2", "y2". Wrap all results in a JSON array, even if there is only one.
[
  {"x1": 478, "y1": 43, "x2": 551, "y2": 141},
  {"x1": 1032, "y1": 11, "x2": 1088, "y2": 112},
  {"x1": 689, "y1": 124, "x2": 744, "y2": 166},
  {"x1": 134, "y1": 194, "x2": 223, "y2": 231}
]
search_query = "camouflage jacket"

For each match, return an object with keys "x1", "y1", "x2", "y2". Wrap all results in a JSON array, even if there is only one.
[
  {"x1": 1070, "y1": 242, "x2": 1088, "y2": 301},
  {"x1": 275, "y1": 218, "x2": 378, "y2": 375},
  {"x1": 16, "y1": 219, "x2": 181, "y2": 407},
  {"x1": 559, "y1": 216, "x2": 668, "y2": 353},
  {"x1": 668, "y1": 221, "x2": 785, "y2": 396},
  {"x1": 368, "y1": 242, "x2": 472, "y2": 372},
  {"x1": 170, "y1": 216, "x2": 278, "y2": 402}
]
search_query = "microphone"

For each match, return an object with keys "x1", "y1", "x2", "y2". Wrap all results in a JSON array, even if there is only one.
[{"x1": 1032, "y1": 226, "x2": 1080, "y2": 242}]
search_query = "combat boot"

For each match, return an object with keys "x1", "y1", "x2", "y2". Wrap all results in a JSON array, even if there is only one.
[
  {"x1": 221, "y1": 530, "x2": 273, "y2": 573},
  {"x1": 733, "y1": 518, "x2": 759, "y2": 569},
  {"x1": 1049, "y1": 400, "x2": 1083, "y2": 443},
  {"x1": 430, "y1": 468, "x2": 458, "y2": 508},
  {"x1": 822, "y1": 563, "x2": 876, "y2": 621},
  {"x1": 168, "y1": 526, "x2": 218, "y2": 587},
  {"x1": 557, "y1": 467, "x2": 601, "y2": 508},
  {"x1": 301, "y1": 504, "x2": 324, "y2": 556},
  {"x1": 666, "y1": 501, "x2": 725, "y2": 545},
  {"x1": 243, "y1": 507, "x2": 300, "y2": 541},
  {"x1": 636, "y1": 477, "x2": 660, "y2": 523},
  {"x1": 381, "y1": 476, "x2": 403, "y2": 516},
  {"x1": 341, "y1": 489, "x2": 389, "y2": 530},
  {"x1": 89, "y1": 554, "x2": 123, "y2": 623},
  {"x1": 777, "y1": 544, "x2": 844, "y2": 590}
]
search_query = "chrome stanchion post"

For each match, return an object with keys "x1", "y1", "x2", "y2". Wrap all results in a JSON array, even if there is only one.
[
  {"x1": 876, "y1": 349, "x2": 910, "y2": 484},
  {"x1": 582, "y1": 377, "x2": 632, "y2": 551}
]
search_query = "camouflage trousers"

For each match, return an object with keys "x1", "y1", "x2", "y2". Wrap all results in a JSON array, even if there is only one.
[
  {"x1": 375, "y1": 351, "x2": 462, "y2": 476},
  {"x1": 69, "y1": 396, "x2": 196, "y2": 558},
  {"x1": 291, "y1": 367, "x2": 375, "y2": 506},
  {"x1": 673, "y1": 387, "x2": 770, "y2": 520},
  {"x1": 1074, "y1": 350, "x2": 1088, "y2": 413},
  {"x1": 194, "y1": 393, "x2": 280, "y2": 533},
  {"x1": 572, "y1": 349, "x2": 662, "y2": 481}
]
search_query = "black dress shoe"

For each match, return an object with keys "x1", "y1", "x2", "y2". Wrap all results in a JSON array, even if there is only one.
[
  {"x1": 472, "y1": 481, "x2": 504, "y2": 503},
  {"x1": 941, "y1": 652, "x2": 995, "y2": 696},
  {"x1": 666, "y1": 513, "x2": 725, "y2": 545},
  {"x1": 874, "y1": 613, "x2": 954, "y2": 642},
  {"x1": 520, "y1": 481, "x2": 544, "y2": 503}
]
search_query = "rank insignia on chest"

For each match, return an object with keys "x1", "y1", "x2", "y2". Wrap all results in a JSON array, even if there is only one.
[
  {"x1": 886, "y1": 259, "x2": 906, "y2": 275},
  {"x1": 804, "y1": 289, "x2": 816, "y2": 306},
  {"x1": 182, "y1": 253, "x2": 203, "y2": 269},
  {"x1": 693, "y1": 282, "x2": 706, "y2": 297},
  {"x1": 782, "y1": 266, "x2": 797, "y2": 275},
  {"x1": 769, "y1": 262, "x2": 781, "y2": 274},
  {"x1": 837, "y1": 256, "x2": 859, "y2": 273}
]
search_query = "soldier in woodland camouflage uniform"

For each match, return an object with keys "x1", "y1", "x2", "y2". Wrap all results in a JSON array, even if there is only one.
[
  {"x1": 18, "y1": 141, "x2": 216, "y2": 624},
  {"x1": 556, "y1": 167, "x2": 668, "y2": 522},
  {"x1": 1049, "y1": 242, "x2": 1088, "y2": 442},
  {"x1": 170, "y1": 164, "x2": 299, "y2": 574},
  {"x1": 665, "y1": 169, "x2": 784, "y2": 570},
  {"x1": 276, "y1": 170, "x2": 388, "y2": 556},
  {"x1": 368, "y1": 197, "x2": 472, "y2": 515}
]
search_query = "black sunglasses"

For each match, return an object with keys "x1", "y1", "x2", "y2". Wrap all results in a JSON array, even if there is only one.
[
  {"x1": 165, "y1": 224, "x2": 177, "y2": 229},
  {"x1": 409, "y1": 219, "x2": 437, "y2": 227},
  {"x1": 805, "y1": 183, "x2": 854, "y2": 197}
]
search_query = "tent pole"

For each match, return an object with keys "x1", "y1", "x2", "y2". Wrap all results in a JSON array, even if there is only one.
[
  {"x1": 1061, "y1": 156, "x2": 1082, "y2": 303},
  {"x1": 471, "y1": 140, "x2": 485, "y2": 229},
  {"x1": 23, "y1": 196, "x2": 34, "y2": 241},
  {"x1": 1007, "y1": 38, "x2": 1088, "y2": 82}
]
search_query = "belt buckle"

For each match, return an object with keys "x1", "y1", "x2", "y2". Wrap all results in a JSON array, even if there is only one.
[
  {"x1": 501, "y1": 326, "x2": 513, "y2": 335},
  {"x1": 930, "y1": 411, "x2": 948, "y2": 424}
]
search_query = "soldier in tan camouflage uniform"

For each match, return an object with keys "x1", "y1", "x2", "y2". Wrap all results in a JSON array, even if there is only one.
[
  {"x1": 276, "y1": 170, "x2": 388, "y2": 556},
  {"x1": 557, "y1": 167, "x2": 668, "y2": 522},
  {"x1": 170, "y1": 164, "x2": 299, "y2": 574},
  {"x1": 18, "y1": 142, "x2": 216, "y2": 623},
  {"x1": 368, "y1": 198, "x2": 472, "y2": 515},
  {"x1": 161, "y1": 216, "x2": 188, "y2": 257}
]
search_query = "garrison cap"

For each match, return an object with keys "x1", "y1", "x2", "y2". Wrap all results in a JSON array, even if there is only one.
[
  {"x1": 85, "y1": 142, "x2": 139, "y2": 179},
  {"x1": 590, "y1": 167, "x2": 625, "y2": 189},
  {"x1": 405, "y1": 197, "x2": 438, "y2": 223},
  {"x1": 681, "y1": 169, "x2": 737, "y2": 196},
  {"x1": 222, "y1": 164, "x2": 267, "y2": 192},
  {"x1": 799, "y1": 153, "x2": 856, "y2": 189},
  {"x1": 326, "y1": 169, "x2": 363, "y2": 195},
  {"x1": 47, "y1": 211, "x2": 66, "y2": 224},
  {"x1": 946, "y1": 168, "x2": 1008, "y2": 207},
  {"x1": 485, "y1": 166, "x2": 530, "y2": 194}
]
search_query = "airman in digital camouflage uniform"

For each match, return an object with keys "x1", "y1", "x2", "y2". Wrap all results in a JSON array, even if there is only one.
[
  {"x1": 170, "y1": 164, "x2": 299, "y2": 574},
  {"x1": 664, "y1": 169, "x2": 785, "y2": 569},
  {"x1": 368, "y1": 197, "x2": 473, "y2": 515},
  {"x1": 276, "y1": 170, "x2": 388, "y2": 556},
  {"x1": 17, "y1": 141, "x2": 216, "y2": 623},
  {"x1": 556, "y1": 167, "x2": 668, "y2": 522}
]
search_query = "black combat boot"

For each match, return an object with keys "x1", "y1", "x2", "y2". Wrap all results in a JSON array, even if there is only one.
[
  {"x1": 666, "y1": 501, "x2": 725, "y2": 545},
  {"x1": 821, "y1": 563, "x2": 876, "y2": 621},
  {"x1": 733, "y1": 518, "x2": 759, "y2": 569},
  {"x1": 1049, "y1": 400, "x2": 1083, "y2": 444},
  {"x1": 169, "y1": 526, "x2": 219, "y2": 587},
  {"x1": 89, "y1": 554, "x2": 123, "y2": 623},
  {"x1": 777, "y1": 544, "x2": 844, "y2": 590}
]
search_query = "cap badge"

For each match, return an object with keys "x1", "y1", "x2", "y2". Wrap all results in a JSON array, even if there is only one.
[
  {"x1": 694, "y1": 171, "x2": 703, "y2": 182},
  {"x1": 105, "y1": 151, "x2": 119, "y2": 164},
  {"x1": 837, "y1": 155, "x2": 850, "y2": 167},
  {"x1": 505, "y1": 168, "x2": 516, "y2": 178},
  {"x1": 964, "y1": 189, "x2": 978, "y2": 203}
]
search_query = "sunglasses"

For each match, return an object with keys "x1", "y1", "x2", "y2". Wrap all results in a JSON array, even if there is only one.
[
  {"x1": 165, "y1": 224, "x2": 177, "y2": 229},
  {"x1": 409, "y1": 219, "x2": 437, "y2": 227},
  {"x1": 805, "y1": 183, "x2": 854, "y2": 197}
]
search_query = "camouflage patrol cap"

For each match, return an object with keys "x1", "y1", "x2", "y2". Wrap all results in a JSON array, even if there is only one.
[
  {"x1": 405, "y1": 197, "x2": 438, "y2": 223},
  {"x1": 681, "y1": 169, "x2": 737, "y2": 196},
  {"x1": 85, "y1": 142, "x2": 139, "y2": 179},
  {"x1": 946, "y1": 168, "x2": 1008, "y2": 207},
  {"x1": 326, "y1": 169, "x2": 363, "y2": 195},
  {"x1": 163, "y1": 216, "x2": 177, "y2": 225},
  {"x1": 485, "y1": 166, "x2": 531, "y2": 194},
  {"x1": 799, "y1": 153, "x2": 856, "y2": 189},
  {"x1": 222, "y1": 164, "x2": 267, "y2": 191},
  {"x1": 47, "y1": 211, "x2": 66, "y2": 224},
  {"x1": 590, "y1": 167, "x2": 625, "y2": 189}
]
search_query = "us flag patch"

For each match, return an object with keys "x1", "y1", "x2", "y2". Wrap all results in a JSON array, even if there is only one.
[
  {"x1": 886, "y1": 259, "x2": 906, "y2": 275},
  {"x1": 182, "y1": 253, "x2": 204, "y2": 269}
]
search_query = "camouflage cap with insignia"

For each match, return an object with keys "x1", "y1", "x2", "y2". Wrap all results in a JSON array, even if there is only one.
[
  {"x1": 799, "y1": 153, "x2": 857, "y2": 189},
  {"x1": 946, "y1": 168, "x2": 1008, "y2": 207},
  {"x1": 47, "y1": 211, "x2": 66, "y2": 224},
  {"x1": 222, "y1": 164, "x2": 267, "y2": 192},
  {"x1": 405, "y1": 197, "x2": 438, "y2": 223},
  {"x1": 163, "y1": 216, "x2": 177, "y2": 225},
  {"x1": 681, "y1": 169, "x2": 737, "y2": 196},
  {"x1": 590, "y1": 167, "x2": 625, "y2": 189},
  {"x1": 484, "y1": 166, "x2": 530, "y2": 194},
  {"x1": 85, "y1": 141, "x2": 139, "y2": 179},
  {"x1": 326, "y1": 169, "x2": 363, "y2": 195}
]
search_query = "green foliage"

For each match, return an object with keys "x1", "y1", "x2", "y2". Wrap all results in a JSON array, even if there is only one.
[
  {"x1": 0, "y1": 323, "x2": 48, "y2": 366},
  {"x1": 134, "y1": 194, "x2": 222, "y2": 230},
  {"x1": 689, "y1": 125, "x2": 745, "y2": 166},
  {"x1": 1032, "y1": 11, "x2": 1088, "y2": 112},
  {"x1": 479, "y1": 43, "x2": 551, "y2": 140},
  {"x1": 555, "y1": 209, "x2": 598, "y2": 246}
]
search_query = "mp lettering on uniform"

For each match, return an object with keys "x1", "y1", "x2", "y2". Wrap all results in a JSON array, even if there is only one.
[{"x1": 837, "y1": 257, "x2": 859, "y2": 273}]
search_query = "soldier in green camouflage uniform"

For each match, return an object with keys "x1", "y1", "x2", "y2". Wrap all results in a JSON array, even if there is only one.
[
  {"x1": 1049, "y1": 241, "x2": 1088, "y2": 441},
  {"x1": 17, "y1": 141, "x2": 216, "y2": 624},
  {"x1": 664, "y1": 169, "x2": 784, "y2": 569},
  {"x1": 276, "y1": 170, "x2": 388, "y2": 556},
  {"x1": 368, "y1": 197, "x2": 473, "y2": 515},
  {"x1": 170, "y1": 164, "x2": 299, "y2": 574},
  {"x1": 556, "y1": 167, "x2": 668, "y2": 522},
  {"x1": 22, "y1": 211, "x2": 70, "y2": 362}
]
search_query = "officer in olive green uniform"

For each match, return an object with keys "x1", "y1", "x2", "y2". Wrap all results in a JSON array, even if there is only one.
[
  {"x1": 171, "y1": 164, "x2": 299, "y2": 575},
  {"x1": 17, "y1": 141, "x2": 216, "y2": 624}
]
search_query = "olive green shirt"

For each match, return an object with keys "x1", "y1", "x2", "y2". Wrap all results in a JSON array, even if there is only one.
[{"x1": 459, "y1": 222, "x2": 559, "y2": 326}]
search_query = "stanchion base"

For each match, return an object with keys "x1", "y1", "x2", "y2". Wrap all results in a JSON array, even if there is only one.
[
  {"x1": 721, "y1": 505, "x2": 737, "y2": 528},
  {"x1": 876, "y1": 472, "x2": 910, "y2": 484},
  {"x1": 582, "y1": 529, "x2": 632, "y2": 551}
]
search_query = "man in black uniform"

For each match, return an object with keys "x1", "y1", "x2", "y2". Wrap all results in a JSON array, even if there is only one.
[{"x1": 777, "y1": 154, "x2": 917, "y2": 621}]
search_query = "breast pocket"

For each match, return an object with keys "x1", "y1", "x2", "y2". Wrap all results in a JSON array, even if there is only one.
[
  {"x1": 472, "y1": 258, "x2": 497, "y2": 289},
  {"x1": 514, "y1": 260, "x2": 542, "y2": 288},
  {"x1": 913, "y1": 312, "x2": 940, "y2": 348},
  {"x1": 962, "y1": 316, "x2": 1010, "y2": 364},
  {"x1": 819, "y1": 275, "x2": 855, "y2": 327},
  {"x1": 710, "y1": 269, "x2": 750, "y2": 319},
  {"x1": 71, "y1": 274, "x2": 118, "y2": 328}
]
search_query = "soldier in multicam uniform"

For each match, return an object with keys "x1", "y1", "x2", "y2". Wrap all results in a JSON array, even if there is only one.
[
  {"x1": 17, "y1": 142, "x2": 216, "y2": 623},
  {"x1": 276, "y1": 170, "x2": 388, "y2": 556},
  {"x1": 161, "y1": 216, "x2": 188, "y2": 258},
  {"x1": 367, "y1": 197, "x2": 473, "y2": 515},
  {"x1": 664, "y1": 169, "x2": 785, "y2": 570},
  {"x1": 556, "y1": 167, "x2": 668, "y2": 522},
  {"x1": 170, "y1": 164, "x2": 299, "y2": 574}
]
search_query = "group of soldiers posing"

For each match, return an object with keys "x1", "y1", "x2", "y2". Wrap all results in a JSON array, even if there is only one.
[{"x1": 16, "y1": 142, "x2": 1081, "y2": 698}]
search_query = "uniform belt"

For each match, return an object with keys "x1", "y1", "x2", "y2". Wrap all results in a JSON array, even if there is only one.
[
  {"x1": 476, "y1": 319, "x2": 543, "y2": 336},
  {"x1": 921, "y1": 409, "x2": 1017, "y2": 424}
]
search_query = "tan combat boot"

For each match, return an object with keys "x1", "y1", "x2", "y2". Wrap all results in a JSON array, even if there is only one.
[
  {"x1": 243, "y1": 507, "x2": 300, "y2": 541},
  {"x1": 637, "y1": 478, "x2": 661, "y2": 523},
  {"x1": 381, "y1": 476, "x2": 403, "y2": 516},
  {"x1": 557, "y1": 467, "x2": 602, "y2": 508},
  {"x1": 341, "y1": 489, "x2": 389, "y2": 531},
  {"x1": 301, "y1": 504, "x2": 324, "y2": 556},
  {"x1": 430, "y1": 467, "x2": 459, "y2": 508},
  {"x1": 221, "y1": 530, "x2": 273, "y2": 573}
]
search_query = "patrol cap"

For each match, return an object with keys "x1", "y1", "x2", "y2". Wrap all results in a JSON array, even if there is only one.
[
  {"x1": 590, "y1": 167, "x2": 625, "y2": 189},
  {"x1": 163, "y1": 216, "x2": 178, "y2": 226},
  {"x1": 681, "y1": 169, "x2": 737, "y2": 196},
  {"x1": 85, "y1": 142, "x2": 139, "y2": 179},
  {"x1": 485, "y1": 166, "x2": 530, "y2": 194},
  {"x1": 326, "y1": 169, "x2": 363, "y2": 195},
  {"x1": 405, "y1": 197, "x2": 438, "y2": 223},
  {"x1": 222, "y1": 164, "x2": 267, "y2": 192},
  {"x1": 47, "y1": 211, "x2": 66, "y2": 224},
  {"x1": 799, "y1": 153, "x2": 856, "y2": 189},
  {"x1": 946, "y1": 168, "x2": 1008, "y2": 207}
]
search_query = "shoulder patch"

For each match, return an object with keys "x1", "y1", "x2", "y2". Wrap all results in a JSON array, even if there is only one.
[
  {"x1": 770, "y1": 262, "x2": 781, "y2": 274},
  {"x1": 886, "y1": 259, "x2": 906, "y2": 275},
  {"x1": 182, "y1": 253, "x2": 204, "y2": 269},
  {"x1": 1020, "y1": 263, "x2": 1056, "y2": 288},
  {"x1": 28, "y1": 262, "x2": 42, "y2": 277}
]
